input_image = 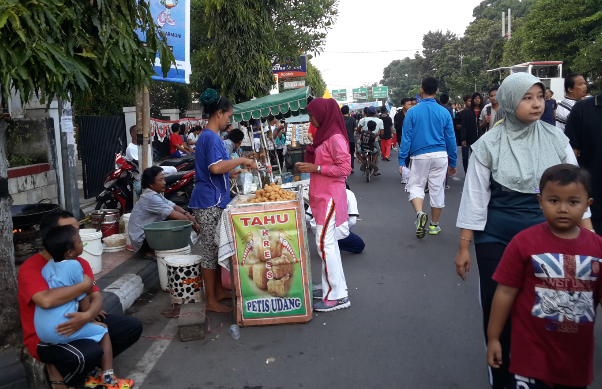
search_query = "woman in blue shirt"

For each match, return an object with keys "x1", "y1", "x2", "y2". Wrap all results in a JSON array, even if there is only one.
[{"x1": 189, "y1": 89, "x2": 256, "y2": 313}]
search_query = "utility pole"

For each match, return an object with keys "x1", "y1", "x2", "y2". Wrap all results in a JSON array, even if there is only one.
[
  {"x1": 502, "y1": 12, "x2": 506, "y2": 38},
  {"x1": 508, "y1": 8, "x2": 512, "y2": 39},
  {"x1": 58, "y1": 98, "x2": 80, "y2": 218},
  {"x1": 142, "y1": 86, "x2": 150, "y2": 171}
]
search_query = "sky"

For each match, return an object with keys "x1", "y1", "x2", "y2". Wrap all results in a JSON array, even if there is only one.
[{"x1": 311, "y1": 0, "x2": 485, "y2": 102}]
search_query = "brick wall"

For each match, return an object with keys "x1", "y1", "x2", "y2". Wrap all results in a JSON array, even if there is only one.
[{"x1": 8, "y1": 164, "x2": 59, "y2": 205}]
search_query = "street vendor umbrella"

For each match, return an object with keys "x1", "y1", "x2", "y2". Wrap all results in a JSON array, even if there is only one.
[{"x1": 232, "y1": 87, "x2": 311, "y2": 123}]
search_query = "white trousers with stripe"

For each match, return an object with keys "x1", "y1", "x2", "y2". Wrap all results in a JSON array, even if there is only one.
[{"x1": 315, "y1": 199, "x2": 348, "y2": 300}]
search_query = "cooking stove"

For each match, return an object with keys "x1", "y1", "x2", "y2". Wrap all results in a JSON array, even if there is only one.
[{"x1": 13, "y1": 225, "x2": 42, "y2": 264}]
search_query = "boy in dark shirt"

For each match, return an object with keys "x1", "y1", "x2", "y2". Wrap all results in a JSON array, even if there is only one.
[
  {"x1": 357, "y1": 121, "x2": 379, "y2": 175},
  {"x1": 487, "y1": 164, "x2": 602, "y2": 389}
]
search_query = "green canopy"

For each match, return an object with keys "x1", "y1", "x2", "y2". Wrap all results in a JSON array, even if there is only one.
[{"x1": 232, "y1": 87, "x2": 311, "y2": 122}]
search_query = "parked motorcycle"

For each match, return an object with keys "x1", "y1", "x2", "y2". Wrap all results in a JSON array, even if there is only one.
[
  {"x1": 95, "y1": 154, "x2": 195, "y2": 215},
  {"x1": 159, "y1": 154, "x2": 195, "y2": 171}
]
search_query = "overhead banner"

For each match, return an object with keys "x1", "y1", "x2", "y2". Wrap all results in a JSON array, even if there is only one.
[
  {"x1": 347, "y1": 102, "x2": 381, "y2": 110},
  {"x1": 352, "y1": 88, "x2": 368, "y2": 100},
  {"x1": 372, "y1": 86, "x2": 389, "y2": 99},
  {"x1": 273, "y1": 56, "x2": 307, "y2": 78},
  {"x1": 331, "y1": 89, "x2": 347, "y2": 101},
  {"x1": 138, "y1": 0, "x2": 191, "y2": 84},
  {"x1": 284, "y1": 81, "x2": 306, "y2": 89}
]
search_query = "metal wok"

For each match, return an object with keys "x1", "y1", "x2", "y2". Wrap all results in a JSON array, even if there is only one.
[{"x1": 11, "y1": 203, "x2": 61, "y2": 228}]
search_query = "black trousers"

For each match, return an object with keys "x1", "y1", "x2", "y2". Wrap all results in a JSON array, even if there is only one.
[
  {"x1": 462, "y1": 145, "x2": 470, "y2": 173},
  {"x1": 349, "y1": 142, "x2": 355, "y2": 169},
  {"x1": 475, "y1": 242, "x2": 512, "y2": 389},
  {"x1": 37, "y1": 314, "x2": 143, "y2": 386}
]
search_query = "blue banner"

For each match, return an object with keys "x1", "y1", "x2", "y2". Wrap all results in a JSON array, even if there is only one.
[
  {"x1": 139, "y1": 0, "x2": 191, "y2": 84},
  {"x1": 272, "y1": 56, "x2": 307, "y2": 78}
]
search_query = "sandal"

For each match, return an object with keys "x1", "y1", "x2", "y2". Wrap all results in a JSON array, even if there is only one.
[{"x1": 50, "y1": 381, "x2": 70, "y2": 389}]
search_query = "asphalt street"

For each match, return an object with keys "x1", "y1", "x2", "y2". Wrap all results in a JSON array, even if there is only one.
[{"x1": 111, "y1": 151, "x2": 602, "y2": 389}]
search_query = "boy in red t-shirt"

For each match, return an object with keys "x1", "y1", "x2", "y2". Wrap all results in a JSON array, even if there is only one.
[{"x1": 487, "y1": 164, "x2": 602, "y2": 389}]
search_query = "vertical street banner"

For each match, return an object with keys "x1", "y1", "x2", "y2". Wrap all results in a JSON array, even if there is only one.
[
  {"x1": 139, "y1": 0, "x2": 191, "y2": 83},
  {"x1": 229, "y1": 202, "x2": 313, "y2": 325}
]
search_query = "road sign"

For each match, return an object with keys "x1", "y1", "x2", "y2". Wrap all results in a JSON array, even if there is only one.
[
  {"x1": 352, "y1": 88, "x2": 368, "y2": 100},
  {"x1": 372, "y1": 86, "x2": 389, "y2": 99},
  {"x1": 331, "y1": 89, "x2": 347, "y2": 101}
]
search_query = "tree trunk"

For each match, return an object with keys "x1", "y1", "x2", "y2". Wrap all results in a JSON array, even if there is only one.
[{"x1": 0, "y1": 120, "x2": 48, "y2": 388}]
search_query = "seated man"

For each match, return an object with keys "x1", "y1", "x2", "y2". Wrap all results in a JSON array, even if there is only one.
[
  {"x1": 169, "y1": 123, "x2": 193, "y2": 158},
  {"x1": 306, "y1": 183, "x2": 365, "y2": 254},
  {"x1": 18, "y1": 210, "x2": 143, "y2": 389}
]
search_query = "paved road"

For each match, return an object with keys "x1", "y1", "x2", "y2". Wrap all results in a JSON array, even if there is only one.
[{"x1": 112, "y1": 154, "x2": 602, "y2": 389}]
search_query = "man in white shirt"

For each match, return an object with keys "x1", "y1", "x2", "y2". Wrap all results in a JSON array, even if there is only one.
[
  {"x1": 306, "y1": 184, "x2": 364, "y2": 254},
  {"x1": 125, "y1": 125, "x2": 139, "y2": 162},
  {"x1": 479, "y1": 86, "x2": 499, "y2": 133},
  {"x1": 358, "y1": 106, "x2": 383, "y2": 166},
  {"x1": 556, "y1": 73, "x2": 587, "y2": 132}
]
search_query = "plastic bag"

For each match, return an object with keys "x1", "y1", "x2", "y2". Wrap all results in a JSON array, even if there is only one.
[
  {"x1": 401, "y1": 166, "x2": 411, "y2": 182},
  {"x1": 238, "y1": 172, "x2": 254, "y2": 194}
]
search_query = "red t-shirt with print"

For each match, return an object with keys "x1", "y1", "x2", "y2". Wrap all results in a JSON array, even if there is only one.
[
  {"x1": 17, "y1": 253, "x2": 99, "y2": 360},
  {"x1": 309, "y1": 123, "x2": 317, "y2": 138},
  {"x1": 169, "y1": 134, "x2": 184, "y2": 154},
  {"x1": 493, "y1": 223, "x2": 602, "y2": 387}
]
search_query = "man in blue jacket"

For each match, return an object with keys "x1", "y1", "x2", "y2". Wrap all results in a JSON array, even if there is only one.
[{"x1": 398, "y1": 77, "x2": 457, "y2": 239}]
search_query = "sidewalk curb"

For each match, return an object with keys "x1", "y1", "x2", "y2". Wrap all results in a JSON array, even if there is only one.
[{"x1": 98, "y1": 254, "x2": 160, "y2": 314}]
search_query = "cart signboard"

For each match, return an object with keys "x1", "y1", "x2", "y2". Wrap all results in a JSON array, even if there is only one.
[
  {"x1": 352, "y1": 88, "x2": 368, "y2": 100},
  {"x1": 229, "y1": 195, "x2": 313, "y2": 326},
  {"x1": 331, "y1": 89, "x2": 347, "y2": 101},
  {"x1": 372, "y1": 86, "x2": 389, "y2": 99}
]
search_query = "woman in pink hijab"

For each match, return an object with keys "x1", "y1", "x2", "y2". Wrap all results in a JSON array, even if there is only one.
[{"x1": 296, "y1": 98, "x2": 351, "y2": 312}]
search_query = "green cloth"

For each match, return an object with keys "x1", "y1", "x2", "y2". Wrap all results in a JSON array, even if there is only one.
[{"x1": 471, "y1": 73, "x2": 568, "y2": 194}]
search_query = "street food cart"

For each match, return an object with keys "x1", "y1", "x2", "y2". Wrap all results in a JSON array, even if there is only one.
[{"x1": 224, "y1": 185, "x2": 313, "y2": 326}]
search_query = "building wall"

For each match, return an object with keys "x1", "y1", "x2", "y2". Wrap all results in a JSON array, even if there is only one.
[{"x1": 8, "y1": 165, "x2": 59, "y2": 205}]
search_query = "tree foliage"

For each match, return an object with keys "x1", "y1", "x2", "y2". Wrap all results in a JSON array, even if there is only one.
[
  {"x1": 190, "y1": 0, "x2": 337, "y2": 103},
  {"x1": 503, "y1": 0, "x2": 602, "y2": 76},
  {"x1": 0, "y1": 0, "x2": 174, "y2": 105},
  {"x1": 149, "y1": 81, "x2": 194, "y2": 119},
  {"x1": 380, "y1": 58, "x2": 421, "y2": 103},
  {"x1": 472, "y1": 0, "x2": 536, "y2": 22},
  {"x1": 305, "y1": 61, "x2": 326, "y2": 98}
]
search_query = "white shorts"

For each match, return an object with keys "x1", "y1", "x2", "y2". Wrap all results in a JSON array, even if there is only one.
[{"x1": 406, "y1": 157, "x2": 448, "y2": 208}]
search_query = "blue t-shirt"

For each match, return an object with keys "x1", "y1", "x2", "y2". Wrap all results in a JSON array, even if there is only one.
[
  {"x1": 35, "y1": 260, "x2": 107, "y2": 344},
  {"x1": 190, "y1": 129, "x2": 230, "y2": 209}
]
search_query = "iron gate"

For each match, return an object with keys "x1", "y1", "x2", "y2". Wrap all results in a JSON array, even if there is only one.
[{"x1": 77, "y1": 115, "x2": 126, "y2": 199}]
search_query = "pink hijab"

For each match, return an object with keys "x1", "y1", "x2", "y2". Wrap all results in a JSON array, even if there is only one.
[{"x1": 304, "y1": 98, "x2": 349, "y2": 163}]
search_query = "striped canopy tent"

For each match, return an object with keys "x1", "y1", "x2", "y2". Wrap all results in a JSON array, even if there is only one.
[{"x1": 232, "y1": 87, "x2": 311, "y2": 123}]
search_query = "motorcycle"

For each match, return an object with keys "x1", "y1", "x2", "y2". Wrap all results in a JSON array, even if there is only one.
[
  {"x1": 159, "y1": 154, "x2": 195, "y2": 171},
  {"x1": 95, "y1": 154, "x2": 195, "y2": 215}
]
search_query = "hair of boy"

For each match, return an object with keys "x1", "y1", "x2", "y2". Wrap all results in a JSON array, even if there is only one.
[
  {"x1": 440, "y1": 94, "x2": 450, "y2": 104},
  {"x1": 43, "y1": 225, "x2": 78, "y2": 262},
  {"x1": 463, "y1": 94, "x2": 472, "y2": 103},
  {"x1": 179, "y1": 123, "x2": 186, "y2": 133},
  {"x1": 39, "y1": 210, "x2": 76, "y2": 240},
  {"x1": 489, "y1": 86, "x2": 499, "y2": 94},
  {"x1": 410, "y1": 97, "x2": 417, "y2": 102},
  {"x1": 193, "y1": 125, "x2": 202, "y2": 133},
  {"x1": 546, "y1": 88, "x2": 554, "y2": 95},
  {"x1": 564, "y1": 73, "x2": 583, "y2": 94},
  {"x1": 341, "y1": 105, "x2": 350, "y2": 115},
  {"x1": 381, "y1": 106, "x2": 388, "y2": 114},
  {"x1": 228, "y1": 128, "x2": 244, "y2": 143},
  {"x1": 367, "y1": 120, "x2": 376, "y2": 131},
  {"x1": 539, "y1": 163, "x2": 592, "y2": 198},
  {"x1": 421, "y1": 77, "x2": 438, "y2": 96},
  {"x1": 171, "y1": 123, "x2": 180, "y2": 133},
  {"x1": 400, "y1": 97, "x2": 411, "y2": 106}
]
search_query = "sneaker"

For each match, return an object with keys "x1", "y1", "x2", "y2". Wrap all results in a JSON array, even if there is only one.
[
  {"x1": 313, "y1": 287, "x2": 323, "y2": 300},
  {"x1": 400, "y1": 179, "x2": 407, "y2": 185},
  {"x1": 85, "y1": 369, "x2": 103, "y2": 388},
  {"x1": 415, "y1": 212, "x2": 428, "y2": 239},
  {"x1": 314, "y1": 297, "x2": 350, "y2": 312},
  {"x1": 102, "y1": 371, "x2": 134, "y2": 389},
  {"x1": 429, "y1": 224, "x2": 442, "y2": 235},
  {"x1": 445, "y1": 185, "x2": 450, "y2": 189},
  {"x1": 424, "y1": 187, "x2": 430, "y2": 193}
]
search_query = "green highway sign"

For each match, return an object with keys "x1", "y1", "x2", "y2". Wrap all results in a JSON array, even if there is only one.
[
  {"x1": 372, "y1": 86, "x2": 389, "y2": 99},
  {"x1": 352, "y1": 88, "x2": 368, "y2": 100},
  {"x1": 331, "y1": 89, "x2": 347, "y2": 101}
]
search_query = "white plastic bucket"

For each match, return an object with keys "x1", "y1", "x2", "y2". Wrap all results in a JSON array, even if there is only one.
[
  {"x1": 157, "y1": 246, "x2": 191, "y2": 291},
  {"x1": 165, "y1": 255, "x2": 202, "y2": 305},
  {"x1": 79, "y1": 229, "x2": 103, "y2": 274},
  {"x1": 122, "y1": 213, "x2": 133, "y2": 251}
]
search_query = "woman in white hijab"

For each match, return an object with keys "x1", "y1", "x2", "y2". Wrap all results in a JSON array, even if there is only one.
[{"x1": 454, "y1": 73, "x2": 593, "y2": 388}]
